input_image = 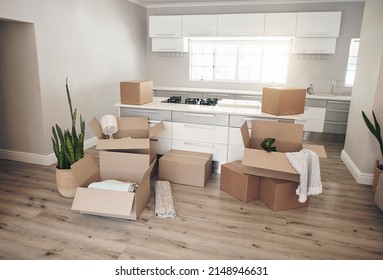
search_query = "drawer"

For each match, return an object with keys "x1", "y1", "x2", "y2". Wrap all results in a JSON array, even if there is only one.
[
  {"x1": 229, "y1": 115, "x2": 278, "y2": 127},
  {"x1": 323, "y1": 122, "x2": 347, "y2": 134},
  {"x1": 325, "y1": 110, "x2": 349, "y2": 123},
  {"x1": 227, "y1": 146, "x2": 245, "y2": 162},
  {"x1": 235, "y1": 94, "x2": 262, "y2": 101},
  {"x1": 171, "y1": 140, "x2": 227, "y2": 162},
  {"x1": 228, "y1": 127, "x2": 247, "y2": 146},
  {"x1": 172, "y1": 111, "x2": 229, "y2": 126},
  {"x1": 172, "y1": 122, "x2": 229, "y2": 144},
  {"x1": 203, "y1": 92, "x2": 235, "y2": 100},
  {"x1": 120, "y1": 108, "x2": 171, "y2": 121},
  {"x1": 302, "y1": 107, "x2": 326, "y2": 120},
  {"x1": 149, "y1": 121, "x2": 172, "y2": 138},
  {"x1": 326, "y1": 100, "x2": 350, "y2": 111},
  {"x1": 150, "y1": 138, "x2": 171, "y2": 155},
  {"x1": 155, "y1": 90, "x2": 203, "y2": 98},
  {"x1": 296, "y1": 119, "x2": 324, "y2": 132},
  {"x1": 305, "y1": 99, "x2": 327, "y2": 108}
]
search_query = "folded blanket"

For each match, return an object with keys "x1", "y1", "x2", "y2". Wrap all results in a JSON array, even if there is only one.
[
  {"x1": 88, "y1": 180, "x2": 137, "y2": 192},
  {"x1": 285, "y1": 149, "x2": 322, "y2": 203},
  {"x1": 155, "y1": 181, "x2": 176, "y2": 219}
]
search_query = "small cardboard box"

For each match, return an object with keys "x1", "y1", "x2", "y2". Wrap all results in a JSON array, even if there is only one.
[
  {"x1": 259, "y1": 177, "x2": 309, "y2": 211},
  {"x1": 261, "y1": 87, "x2": 306, "y2": 116},
  {"x1": 241, "y1": 119, "x2": 327, "y2": 182},
  {"x1": 71, "y1": 151, "x2": 155, "y2": 220},
  {"x1": 220, "y1": 160, "x2": 260, "y2": 203},
  {"x1": 120, "y1": 80, "x2": 153, "y2": 105},
  {"x1": 159, "y1": 149, "x2": 212, "y2": 188}
]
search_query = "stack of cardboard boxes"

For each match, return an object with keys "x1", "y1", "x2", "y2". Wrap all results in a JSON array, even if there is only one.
[{"x1": 221, "y1": 88, "x2": 327, "y2": 211}]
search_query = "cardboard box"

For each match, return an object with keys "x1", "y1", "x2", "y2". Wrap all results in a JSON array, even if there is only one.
[
  {"x1": 159, "y1": 149, "x2": 212, "y2": 188},
  {"x1": 220, "y1": 160, "x2": 260, "y2": 202},
  {"x1": 259, "y1": 177, "x2": 309, "y2": 211},
  {"x1": 261, "y1": 87, "x2": 306, "y2": 116},
  {"x1": 241, "y1": 120, "x2": 327, "y2": 182},
  {"x1": 71, "y1": 151, "x2": 155, "y2": 220},
  {"x1": 120, "y1": 80, "x2": 153, "y2": 105}
]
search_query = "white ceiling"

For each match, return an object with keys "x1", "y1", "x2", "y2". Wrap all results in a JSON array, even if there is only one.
[{"x1": 129, "y1": 0, "x2": 364, "y2": 8}]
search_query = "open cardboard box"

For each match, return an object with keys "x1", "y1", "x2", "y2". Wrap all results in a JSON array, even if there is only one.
[
  {"x1": 71, "y1": 151, "x2": 155, "y2": 220},
  {"x1": 240, "y1": 119, "x2": 327, "y2": 182},
  {"x1": 261, "y1": 87, "x2": 306, "y2": 116}
]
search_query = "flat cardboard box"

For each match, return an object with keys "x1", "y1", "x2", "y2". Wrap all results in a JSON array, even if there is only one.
[
  {"x1": 220, "y1": 160, "x2": 260, "y2": 202},
  {"x1": 159, "y1": 149, "x2": 212, "y2": 188},
  {"x1": 261, "y1": 87, "x2": 306, "y2": 116},
  {"x1": 71, "y1": 151, "x2": 155, "y2": 220},
  {"x1": 259, "y1": 177, "x2": 309, "y2": 211},
  {"x1": 120, "y1": 80, "x2": 153, "y2": 105},
  {"x1": 241, "y1": 120, "x2": 327, "y2": 182}
]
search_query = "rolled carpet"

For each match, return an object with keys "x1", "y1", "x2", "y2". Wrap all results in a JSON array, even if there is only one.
[{"x1": 154, "y1": 180, "x2": 176, "y2": 218}]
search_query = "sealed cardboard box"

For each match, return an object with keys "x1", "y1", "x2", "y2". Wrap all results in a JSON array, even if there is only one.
[
  {"x1": 120, "y1": 80, "x2": 153, "y2": 105},
  {"x1": 261, "y1": 87, "x2": 306, "y2": 116},
  {"x1": 259, "y1": 177, "x2": 309, "y2": 211},
  {"x1": 241, "y1": 119, "x2": 327, "y2": 182},
  {"x1": 159, "y1": 149, "x2": 212, "y2": 187},
  {"x1": 220, "y1": 160, "x2": 260, "y2": 202},
  {"x1": 71, "y1": 151, "x2": 155, "y2": 220}
]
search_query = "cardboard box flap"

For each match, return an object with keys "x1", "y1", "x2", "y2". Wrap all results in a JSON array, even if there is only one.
[
  {"x1": 70, "y1": 155, "x2": 101, "y2": 187},
  {"x1": 138, "y1": 158, "x2": 156, "y2": 186},
  {"x1": 96, "y1": 138, "x2": 150, "y2": 152},
  {"x1": 166, "y1": 149, "x2": 212, "y2": 160},
  {"x1": 89, "y1": 117, "x2": 104, "y2": 140},
  {"x1": 302, "y1": 144, "x2": 327, "y2": 158},
  {"x1": 149, "y1": 121, "x2": 165, "y2": 138},
  {"x1": 240, "y1": 121, "x2": 251, "y2": 148},
  {"x1": 71, "y1": 188, "x2": 135, "y2": 216},
  {"x1": 115, "y1": 117, "x2": 149, "y2": 139}
]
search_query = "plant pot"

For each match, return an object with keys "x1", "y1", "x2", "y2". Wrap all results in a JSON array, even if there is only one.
[
  {"x1": 373, "y1": 160, "x2": 383, "y2": 193},
  {"x1": 375, "y1": 173, "x2": 383, "y2": 212},
  {"x1": 55, "y1": 167, "x2": 79, "y2": 198}
]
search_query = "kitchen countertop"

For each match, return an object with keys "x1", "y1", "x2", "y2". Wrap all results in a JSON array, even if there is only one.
[
  {"x1": 116, "y1": 97, "x2": 301, "y2": 121},
  {"x1": 153, "y1": 86, "x2": 352, "y2": 102}
]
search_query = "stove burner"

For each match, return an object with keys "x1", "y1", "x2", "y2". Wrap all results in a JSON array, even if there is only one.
[
  {"x1": 162, "y1": 96, "x2": 218, "y2": 106},
  {"x1": 200, "y1": 98, "x2": 218, "y2": 106},
  {"x1": 164, "y1": 96, "x2": 182, "y2": 103},
  {"x1": 185, "y1": 97, "x2": 200, "y2": 104}
]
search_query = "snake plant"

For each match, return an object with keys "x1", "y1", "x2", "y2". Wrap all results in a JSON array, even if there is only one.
[
  {"x1": 51, "y1": 78, "x2": 85, "y2": 169},
  {"x1": 362, "y1": 110, "x2": 383, "y2": 160}
]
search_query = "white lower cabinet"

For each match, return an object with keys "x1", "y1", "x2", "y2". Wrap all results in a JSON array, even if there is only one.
[
  {"x1": 172, "y1": 140, "x2": 227, "y2": 162},
  {"x1": 298, "y1": 107, "x2": 326, "y2": 132},
  {"x1": 149, "y1": 120, "x2": 172, "y2": 155}
]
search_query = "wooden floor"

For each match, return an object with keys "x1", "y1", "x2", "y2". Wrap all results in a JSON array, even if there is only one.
[{"x1": 0, "y1": 142, "x2": 383, "y2": 260}]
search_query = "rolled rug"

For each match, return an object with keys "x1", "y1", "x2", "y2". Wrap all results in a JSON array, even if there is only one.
[{"x1": 154, "y1": 181, "x2": 176, "y2": 218}]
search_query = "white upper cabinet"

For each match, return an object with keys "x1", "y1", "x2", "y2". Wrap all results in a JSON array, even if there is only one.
[
  {"x1": 151, "y1": 38, "x2": 188, "y2": 52},
  {"x1": 293, "y1": 37, "x2": 337, "y2": 54},
  {"x1": 182, "y1": 15, "x2": 218, "y2": 37},
  {"x1": 217, "y1": 13, "x2": 265, "y2": 36},
  {"x1": 149, "y1": 16, "x2": 182, "y2": 38},
  {"x1": 296, "y1": 11, "x2": 342, "y2": 37},
  {"x1": 264, "y1": 13, "x2": 297, "y2": 36}
]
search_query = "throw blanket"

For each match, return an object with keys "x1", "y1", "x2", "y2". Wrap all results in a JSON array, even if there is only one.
[
  {"x1": 155, "y1": 181, "x2": 176, "y2": 219},
  {"x1": 88, "y1": 180, "x2": 137, "y2": 192},
  {"x1": 285, "y1": 149, "x2": 322, "y2": 203}
]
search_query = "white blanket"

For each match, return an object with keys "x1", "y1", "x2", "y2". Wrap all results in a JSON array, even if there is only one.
[
  {"x1": 155, "y1": 181, "x2": 176, "y2": 219},
  {"x1": 285, "y1": 149, "x2": 322, "y2": 203},
  {"x1": 88, "y1": 180, "x2": 137, "y2": 192}
]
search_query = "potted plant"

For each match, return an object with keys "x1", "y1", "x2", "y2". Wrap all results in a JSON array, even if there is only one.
[
  {"x1": 51, "y1": 78, "x2": 85, "y2": 197},
  {"x1": 362, "y1": 110, "x2": 383, "y2": 192}
]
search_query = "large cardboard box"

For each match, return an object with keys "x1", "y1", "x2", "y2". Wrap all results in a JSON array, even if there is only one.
[
  {"x1": 220, "y1": 160, "x2": 260, "y2": 203},
  {"x1": 159, "y1": 149, "x2": 212, "y2": 188},
  {"x1": 71, "y1": 151, "x2": 155, "y2": 220},
  {"x1": 241, "y1": 120, "x2": 327, "y2": 182},
  {"x1": 120, "y1": 80, "x2": 153, "y2": 105},
  {"x1": 259, "y1": 177, "x2": 309, "y2": 211},
  {"x1": 261, "y1": 87, "x2": 306, "y2": 116}
]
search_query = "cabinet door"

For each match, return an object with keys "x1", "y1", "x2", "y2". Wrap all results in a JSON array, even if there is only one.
[
  {"x1": 152, "y1": 38, "x2": 188, "y2": 52},
  {"x1": 182, "y1": 15, "x2": 218, "y2": 37},
  {"x1": 296, "y1": 11, "x2": 342, "y2": 37},
  {"x1": 172, "y1": 122, "x2": 229, "y2": 144},
  {"x1": 149, "y1": 16, "x2": 182, "y2": 37},
  {"x1": 264, "y1": 13, "x2": 297, "y2": 36},
  {"x1": 293, "y1": 38, "x2": 337, "y2": 54},
  {"x1": 217, "y1": 13, "x2": 265, "y2": 36}
]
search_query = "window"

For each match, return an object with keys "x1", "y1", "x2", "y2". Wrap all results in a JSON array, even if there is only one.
[
  {"x1": 345, "y1": 38, "x2": 360, "y2": 86},
  {"x1": 189, "y1": 39, "x2": 291, "y2": 84}
]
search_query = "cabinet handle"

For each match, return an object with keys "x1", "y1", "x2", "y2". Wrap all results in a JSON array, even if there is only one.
[
  {"x1": 301, "y1": 32, "x2": 331, "y2": 36},
  {"x1": 184, "y1": 141, "x2": 214, "y2": 148},
  {"x1": 327, "y1": 109, "x2": 349, "y2": 113},
  {"x1": 207, "y1": 93, "x2": 229, "y2": 97},
  {"x1": 131, "y1": 109, "x2": 158, "y2": 114},
  {"x1": 328, "y1": 100, "x2": 349, "y2": 105},
  {"x1": 149, "y1": 120, "x2": 162, "y2": 124},
  {"x1": 302, "y1": 49, "x2": 326, "y2": 53},
  {"x1": 184, "y1": 124, "x2": 215, "y2": 130},
  {"x1": 150, "y1": 138, "x2": 159, "y2": 142},
  {"x1": 183, "y1": 113, "x2": 215, "y2": 118},
  {"x1": 239, "y1": 95, "x2": 260, "y2": 99},
  {"x1": 243, "y1": 117, "x2": 257, "y2": 121},
  {"x1": 325, "y1": 121, "x2": 347, "y2": 125},
  {"x1": 155, "y1": 33, "x2": 176, "y2": 36}
]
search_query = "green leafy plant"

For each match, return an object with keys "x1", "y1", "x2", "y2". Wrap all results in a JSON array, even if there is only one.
[
  {"x1": 51, "y1": 78, "x2": 85, "y2": 169},
  {"x1": 260, "y1": 137, "x2": 277, "y2": 152},
  {"x1": 362, "y1": 110, "x2": 383, "y2": 170}
]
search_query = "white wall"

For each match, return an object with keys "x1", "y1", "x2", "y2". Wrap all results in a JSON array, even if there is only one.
[
  {"x1": 146, "y1": 2, "x2": 364, "y2": 93},
  {"x1": 0, "y1": 0, "x2": 147, "y2": 163},
  {"x1": 342, "y1": 0, "x2": 383, "y2": 184}
]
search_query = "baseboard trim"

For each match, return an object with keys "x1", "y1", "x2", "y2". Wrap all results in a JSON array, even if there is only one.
[
  {"x1": 0, "y1": 137, "x2": 98, "y2": 166},
  {"x1": 340, "y1": 149, "x2": 374, "y2": 185}
]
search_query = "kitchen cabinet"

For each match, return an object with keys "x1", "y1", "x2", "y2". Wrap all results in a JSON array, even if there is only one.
[
  {"x1": 151, "y1": 38, "x2": 188, "y2": 52},
  {"x1": 149, "y1": 15, "x2": 182, "y2": 38},
  {"x1": 323, "y1": 100, "x2": 350, "y2": 134},
  {"x1": 295, "y1": 99, "x2": 327, "y2": 132},
  {"x1": 217, "y1": 13, "x2": 265, "y2": 36},
  {"x1": 155, "y1": 90, "x2": 203, "y2": 99},
  {"x1": 172, "y1": 111, "x2": 229, "y2": 126},
  {"x1": 293, "y1": 37, "x2": 337, "y2": 54},
  {"x1": 182, "y1": 15, "x2": 218, "y2": 37},
  {"x1": 264, "y1": 13, "x2": 297, "y2": 37},
  {"x1": 296, "y1": 11, "x2": 342, "y2": 37}
]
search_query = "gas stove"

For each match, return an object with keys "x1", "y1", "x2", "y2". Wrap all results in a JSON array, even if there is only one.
[{"x1": 162, "y1": 96, "x2": 218, "y2": 106}]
